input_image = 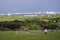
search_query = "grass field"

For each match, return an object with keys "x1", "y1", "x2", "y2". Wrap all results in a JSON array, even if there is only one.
[
  {"x1": 0, "y1": 16, "x2": 34, "y2": 21},
  {"x1": 0, "y1": 30, "x2": 60, "y2": 40}
]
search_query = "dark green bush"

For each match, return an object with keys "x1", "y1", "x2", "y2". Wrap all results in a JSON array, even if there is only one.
[{"x1": 0, "y1": 16, "x2": 60, "y2": 31}]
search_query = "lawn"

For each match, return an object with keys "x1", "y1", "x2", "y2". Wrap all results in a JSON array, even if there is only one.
[{"x1": 0, "y1": 30, "x2": 60, "y2": 40}]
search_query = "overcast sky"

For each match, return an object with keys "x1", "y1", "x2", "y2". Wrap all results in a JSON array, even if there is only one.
[{"x1": 0, "y1": 0, "x2": 60, "y2": 13}]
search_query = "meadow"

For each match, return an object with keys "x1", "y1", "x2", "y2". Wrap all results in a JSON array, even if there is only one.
[
  {"x1": 0, "y1": 30, "x2": 60, "y2": 40},
  {"x1": 0, "y1": 15, "x2": 60, "y2": 40}
]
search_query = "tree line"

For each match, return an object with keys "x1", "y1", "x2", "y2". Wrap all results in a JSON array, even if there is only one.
[{"x1": 0, "y1": 17, "x2": 60, "y2": 31}]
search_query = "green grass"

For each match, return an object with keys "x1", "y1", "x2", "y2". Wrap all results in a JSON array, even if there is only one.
[
  {"x1": 0, "y1": 30, "x2": 60, "y2": 40},
  {"x1": 0, "y1": 16, "x2": 35, "y2": 21}
]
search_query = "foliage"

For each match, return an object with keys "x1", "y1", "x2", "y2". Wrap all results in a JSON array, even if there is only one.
[{"x1": 0, "y1": 15, "x2": 60, "y2": 31}]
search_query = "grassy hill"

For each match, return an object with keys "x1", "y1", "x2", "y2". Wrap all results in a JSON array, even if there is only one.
[{"x1": 0, "y1": 30, "x2": 60, "y2": 40}]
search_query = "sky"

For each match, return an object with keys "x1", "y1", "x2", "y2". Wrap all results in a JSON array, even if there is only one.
[{"x1": 0, "y1": 0, "x2": 60, "y2": 13}]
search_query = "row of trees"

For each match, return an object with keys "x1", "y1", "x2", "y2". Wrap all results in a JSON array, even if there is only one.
[{"x1": 0, "y1": 16, "x2": 60, "y2": 31}]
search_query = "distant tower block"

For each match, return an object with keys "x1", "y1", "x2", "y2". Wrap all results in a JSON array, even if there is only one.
[
  {"x1": 50, "y1": 11, "x2": 52, "y2": 14},
  {"x1": 47, "y1": 11, "x2": 49, "y2": 14},
  {"x1": 8, "y1": 13, "x2": 11, "y2": 16}
]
